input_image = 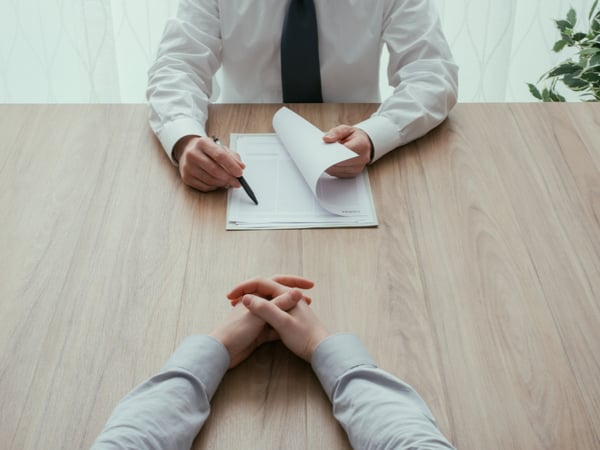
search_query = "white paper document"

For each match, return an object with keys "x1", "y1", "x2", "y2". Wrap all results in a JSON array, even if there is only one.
[{"x1": 226, "y1": 107, "x2": 378, "y2": 230}]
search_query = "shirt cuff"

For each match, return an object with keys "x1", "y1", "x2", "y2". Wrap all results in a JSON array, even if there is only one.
[
  {"x1": 354, "y1": 115, "x2": 401, "y2": 163},
  {"x1": 156, "y1": 117, "x2": 207, "y2": 165},
  {"x1": 162, "y1": 335, "x2": 230, "y2": 400},
  {"x1": 311, "y1": 333, "x2": 377, "y2": 402}
]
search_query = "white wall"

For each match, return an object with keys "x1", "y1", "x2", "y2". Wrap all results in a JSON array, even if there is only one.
[{"x1": 0, "y1": 0, "x2": 595, "y2": 103}]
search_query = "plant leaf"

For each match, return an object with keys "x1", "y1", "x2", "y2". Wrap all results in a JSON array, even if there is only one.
[
  {"x1": 547, "y1": 63, "x2": 581, "y2": 77},
  {"x1": 567, "y1": 7, "x2": 577, "y2": 26},
  {"x1": 555, "y1": 20, "x2": 573, "y2": 33},
  {"x1": 553, "y1": 39, "x2": 568, "y2": 52},
  {"x1": 590, "y1": 53, "x2": 600, "y2": 67},
  {"x1": 563, "y1": 75, "x2": 589, "y2": 90},
  {"x1": 527, "y1": 83, "x2": 543, "y2": 100},
  {"x1": 560, "y1": 33, "x2": 574, "y2": 45},
  {"x1": 549, "y1": 89, "x2": 566, "y2": 102},
  {"x1": 590, "y1": 0, "x2": 599, "y2": 21},
  {"x1": 572, "y1": 32, "x2": 587, "y2": 41},
  {"x1": 542, "y1": 88, "x2": 552, "y2": 101},
  {"x1": 580, "y1": 70, "x2": 600, "y2": 84},
  {"x1": 580, "y1": 48, "x2": 600, "y2": 57}
]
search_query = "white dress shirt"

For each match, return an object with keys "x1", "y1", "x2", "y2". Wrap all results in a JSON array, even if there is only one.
[
  {"x1": 92, "y1": 334, "x2": 455, "y2": 449},
  {"x1": 147, "y1": 0, "x2": 458, "y2": 164}
]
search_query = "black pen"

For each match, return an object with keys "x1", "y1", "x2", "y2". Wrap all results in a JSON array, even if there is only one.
[{"x1": 212, "y1": 136, "x2": 258, "y2": 205}]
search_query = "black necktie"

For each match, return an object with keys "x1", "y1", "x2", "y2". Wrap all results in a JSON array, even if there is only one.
[{"x1": 280, "y1": 0, "x2": 323, "y2": 103}]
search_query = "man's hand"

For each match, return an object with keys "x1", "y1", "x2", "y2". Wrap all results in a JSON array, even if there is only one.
[
  {"x1": 322, "y1": 125, "x2": 373, "y2": 178},
  {"x1": 173, "y1": 135, "x2": 245, "y2": 192},
  {"x1": 242, "y1": 294, "x2": 330, "y2": 362},
  {"x1": 210, "y1": 289, "x2": 304, "y2": 368},
  {"x1": 227, "y1": 275, "x2": 314, "y2": 306}
]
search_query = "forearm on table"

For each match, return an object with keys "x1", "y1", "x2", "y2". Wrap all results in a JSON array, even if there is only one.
[
  {"x1": 312, "y1": 334, "x2": 455, "y2": 450},
  {"x1": 91, "y1": 335, "x2": 229, "y2": 450}
]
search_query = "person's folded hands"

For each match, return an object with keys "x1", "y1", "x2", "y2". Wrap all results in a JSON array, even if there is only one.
[
  {"x1": 210, "y1": 288, "x2": 303, "y2": 368},
  {"x1": 227, "y1": 274, "x2": 314, "y2": 306},
  {"x1": 241, "y1": 293, "x2": 330, "y2": 362}
]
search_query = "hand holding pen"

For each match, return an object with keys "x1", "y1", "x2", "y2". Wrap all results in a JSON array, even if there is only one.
[
  {"x1": 171, "y1": 134, "x2": 257, "y2": 201},
  {"x1": 212, "y1": 136, "x2": 259, "y2": 205}
]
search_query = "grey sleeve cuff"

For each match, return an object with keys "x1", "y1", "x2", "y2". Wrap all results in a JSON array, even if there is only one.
[
  {"x1": 162, "y1": 335, "x2": 230, "y2": 400},
  {"x1": 311, "y1": 333, "x2": 377, "y2": 401}
]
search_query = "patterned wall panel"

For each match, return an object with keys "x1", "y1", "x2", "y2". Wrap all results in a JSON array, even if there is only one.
[{"x1": 0, "y1": 0, "x2": 596, "y2": 103}]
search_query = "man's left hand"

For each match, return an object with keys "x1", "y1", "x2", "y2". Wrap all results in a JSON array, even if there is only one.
[{"x1": 322, "y1": 125, "x2": 373, "y2": 178}]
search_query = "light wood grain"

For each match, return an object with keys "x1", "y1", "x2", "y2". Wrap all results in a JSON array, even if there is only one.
[{"x1": 0, "y1": 103, "x2": 599, "y2": 449}]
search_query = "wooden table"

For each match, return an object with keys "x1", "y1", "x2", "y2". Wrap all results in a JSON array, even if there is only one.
[{"x1": 1, "y1": 103, "x2": 599, "y2": 449}]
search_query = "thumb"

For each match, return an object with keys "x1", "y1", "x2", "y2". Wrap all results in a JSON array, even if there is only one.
[
  {"x1": 242, "y1": 294, "x2": 291, "y2": 330},
  {"x1": 271, "y1": 289, "x2": 303, "y2": 311},
  {"x1": 323, "y1": 125, "x2": 353, "y2": 143},
  {"x1": 232, "y1": 151, "x2": 246, "y2": 169}
]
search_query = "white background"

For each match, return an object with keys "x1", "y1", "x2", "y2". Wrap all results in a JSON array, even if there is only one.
[{"x1": 0, "y1": 0, "x2": 595, "y2": 103}]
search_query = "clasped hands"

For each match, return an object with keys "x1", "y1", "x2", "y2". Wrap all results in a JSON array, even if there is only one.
[
  {"x1": 210, "y1": 275, "x2": 330, "y2": 368},
  {"x1": 173, "y1": 125, "x2": 373, "y2": 192}
]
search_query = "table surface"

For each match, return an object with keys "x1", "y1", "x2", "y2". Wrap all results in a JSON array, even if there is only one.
[{"x1": 1, "y1": 103, "x2": 599, "y2": 449}]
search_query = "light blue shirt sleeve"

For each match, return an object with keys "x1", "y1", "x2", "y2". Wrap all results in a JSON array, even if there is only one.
[
  {"x1": 91, "y1": 335, "x2": 229, "y2": 450},
  {"x1": 92, "y1": 333, "x2": 454, "y2": 449},
  {"x1": 311, "y1": 333, "x2": 455, "y2": 450}
]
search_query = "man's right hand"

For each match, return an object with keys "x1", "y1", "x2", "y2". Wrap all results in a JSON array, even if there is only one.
[{"x1": 173, "y1": 135, "x2": 245, "y2": 192}]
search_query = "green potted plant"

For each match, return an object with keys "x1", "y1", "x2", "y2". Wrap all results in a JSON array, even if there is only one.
[{"x1": 528, "y1": 0, "x2": 600, "y2": 101}]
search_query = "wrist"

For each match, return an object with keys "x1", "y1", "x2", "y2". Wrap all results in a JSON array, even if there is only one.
[
  {"x1": 355, "y1": 127, "x2": 374, "y2": 163},
  {"x1": 208, "y1": 327, "x2": 230, "y2": 354},
  {"x1": 306, "y1": 328, "x2": 331, "y2": 361},
  {"x1": 172, "y1": 135, "x2": 200, "y2": 163}
]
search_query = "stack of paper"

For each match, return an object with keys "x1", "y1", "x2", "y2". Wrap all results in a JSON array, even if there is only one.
[{"x1": 226, "y1": 107, "x2": 378, "y2": 230}]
